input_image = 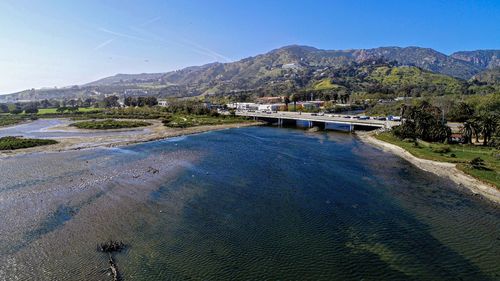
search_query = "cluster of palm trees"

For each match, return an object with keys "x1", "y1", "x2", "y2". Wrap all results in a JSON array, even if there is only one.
[
  {"x1": 394, "y1": 100, "x2": 498, "y2": 147},
  {"x1": 460, "y1": 112, "x2": 499, "y2": 146},
  {"x1": 395, "y1": 101, "x2": 451, "y2": 142}
]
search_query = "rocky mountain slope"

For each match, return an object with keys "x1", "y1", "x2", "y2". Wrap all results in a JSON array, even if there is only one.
[{"x1": 1, "y1": 45, "x2": 498, "y2": 102}]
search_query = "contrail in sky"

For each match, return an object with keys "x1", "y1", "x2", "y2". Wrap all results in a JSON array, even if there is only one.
[
  {"x1": 98, "y1": 27, "x2": 146, "y2": 41},
  {"x1": 94, "y1": 38, "x2": 115, "y2": 50},
  {"x1": 139, "y1": 16, "x2": 161, "y2": 27}
]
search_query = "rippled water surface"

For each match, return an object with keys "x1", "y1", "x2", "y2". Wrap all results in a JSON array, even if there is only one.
[{"x1": 0, "y1": 127, "x2": 499, "y2": 280}]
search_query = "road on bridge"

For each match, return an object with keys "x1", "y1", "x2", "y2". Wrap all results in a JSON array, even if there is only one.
[{"x1": 236, "y1": 111, "x2": 400, "y2": 128}]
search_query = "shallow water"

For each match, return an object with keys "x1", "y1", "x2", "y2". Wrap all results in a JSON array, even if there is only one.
[
  {"x1": 0, "y1": 127, "x2": 499, "y2": 280},
  {"x1": 0, "y1": 118, "x2": 148, "y2": 139}
]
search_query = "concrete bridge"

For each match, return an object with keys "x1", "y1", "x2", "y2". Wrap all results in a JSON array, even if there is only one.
[{"x1": 236, "y1": 111, "x2": 400, "y2": 132}]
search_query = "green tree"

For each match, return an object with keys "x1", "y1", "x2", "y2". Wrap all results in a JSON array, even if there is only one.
[
  {"x1": 145, "y1": 96, "x2": 158, "y2": 107},
  {"x1": 10, "y1": 108, "x2": 23, "y2": 114},
  {"x1": 103, "y1": 96, "x2": 120, "y2": 108},
  {"x1": 290, "y1": 94, "x2": 298, "y2": 111},
  {"x1": 395, "y1": 101, "x2": 451, "y2": 142},
  {"x1": 476, "y1": 112, "x2": 498, "y2": 146},
  {"x1": 124, "y1": 96, "x2": 136, "y2": 107},
  {"x1": 448, "y1": 102, "x2": 474, "y2": 122},
  {"x1": 0, "y1": 104, "x2": 8, "y2": 113},
  {"x1": 284, "y1": 96, "x2": 290, "y2": 111},
  {"x1": 24, "y1": 103, "x2": 39, "y2": 114},
  {"x1": 459, "y1": 122, "x2": 473, "y2": 144}
]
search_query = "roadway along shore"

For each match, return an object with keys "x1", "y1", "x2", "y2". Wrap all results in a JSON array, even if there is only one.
[{"x1": 358, "y1": 131, "x2": 500, "y2": 205}]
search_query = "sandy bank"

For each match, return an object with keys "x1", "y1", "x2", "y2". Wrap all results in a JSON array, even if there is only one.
[
  {"x1": 358, "y1": 131, "x2": 500, "y2": 205},
  {"x1": 0, "y1": 119, "x2": 263, "y2": 158}
]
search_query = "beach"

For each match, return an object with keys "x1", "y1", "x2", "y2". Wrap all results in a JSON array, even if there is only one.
[{"x1": 358, "y1": 131, "x2": 500, "y2": 205}]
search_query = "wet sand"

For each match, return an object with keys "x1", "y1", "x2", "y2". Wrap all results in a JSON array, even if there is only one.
[
  {"x1": 0, "y1": 119, "x2": 263, "y2": 158},
  {"x1": 358, "y1": 131, "x2": 500, "y2": 205}
]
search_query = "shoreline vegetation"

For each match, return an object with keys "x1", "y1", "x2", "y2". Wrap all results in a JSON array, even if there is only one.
[
  {"x1": 359, "y1": 100, "x2": 499, "y2": 204},
  {"x1": 70, "y1": 119, "x2": 152, "y2": 130},
  {"x1": 360, "y1": 131, "x2": 500, "y2": 205},
  {"x1": 375, "y1": 132, "x2": 499, "y2": 188},
  {"x1": 0, "y1": 136, "x2": 58, "y2": 150}
]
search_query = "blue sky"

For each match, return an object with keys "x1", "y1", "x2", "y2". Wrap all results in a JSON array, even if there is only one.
[{"x1": 0, "y1": 0, "x2": 499, "y2": 94}]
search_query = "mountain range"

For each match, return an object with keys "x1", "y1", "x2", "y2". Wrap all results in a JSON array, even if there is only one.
[{"x1": 1, "y1": 45, "x2": 499, "y2": 102}]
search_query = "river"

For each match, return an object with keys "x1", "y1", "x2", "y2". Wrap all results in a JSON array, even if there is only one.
[{"x1": 0, "y1": 126, "x2": 499, "y2": 280}]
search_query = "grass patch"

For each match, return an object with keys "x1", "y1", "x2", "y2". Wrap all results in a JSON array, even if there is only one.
[
  {"x1": 375, "y1": 132, "x2": 500, "y2": 188},
  {"x1": 70, "y1": 119, "x2": 152, "y2": 130},
  {"x1": 163, "y1": 114, "x2": 250, "y2": 128},
  {"x1": 0, "y1": 115, "x2": 27, "y2": 127},
  {"x1": 36, "y1": 108, "x2": 104, "y2": 115},
  {"x1": 312, "y1": 79, "x2": 340, "y2": 90},
  {"x1": 0, "y1": 136, "x2": 58, "y2": 150}
]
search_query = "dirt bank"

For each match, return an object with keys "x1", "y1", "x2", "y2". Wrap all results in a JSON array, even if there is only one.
[{"x1": 358, "y1": 131, "x2": 500, "y2": 205}]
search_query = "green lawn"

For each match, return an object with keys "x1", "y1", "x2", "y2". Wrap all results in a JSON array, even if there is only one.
[
  {"x1": 0, "y1": 136, "x2": 58, "y2": 150},
  {"x1": 70, "y1": 119, "x2": 152, "y2": 130},
  {"x1": 375, "y1": 132, "x2": 500, "y2": 188},
  {"x1": 36, "y1": 108, "x2": 103, "y2": 115}
]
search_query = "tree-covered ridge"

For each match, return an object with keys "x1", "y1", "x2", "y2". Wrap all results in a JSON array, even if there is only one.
[{"x1": 368, "y1": 66, "x2": 465, "y2": 95}]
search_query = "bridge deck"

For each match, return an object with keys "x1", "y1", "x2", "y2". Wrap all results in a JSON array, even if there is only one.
[{"x1": 236, "y1": 111, "x2": 399, "y2": 128}]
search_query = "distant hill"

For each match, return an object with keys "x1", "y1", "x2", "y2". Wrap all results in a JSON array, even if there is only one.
[
  {"x1": 471, "y1": 68, "x2": 500, "y2": 85},
  {"x1": 85, "y1": 73, "x2": 166, "y2": 86},
  {"x1": 1, "y1": 45, "x2": 498, "y2": 102},
  {"x1": 451, "y1": 50, "x2": 500, "y2": 69}
]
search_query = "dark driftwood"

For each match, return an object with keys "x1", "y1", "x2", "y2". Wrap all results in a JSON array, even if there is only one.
[
  {"x1": 108, "y1": 253, "x2": 120, "y2": 281},
  {"x1": 98, "y1": 240, "x2": 126, "y2": 281}
]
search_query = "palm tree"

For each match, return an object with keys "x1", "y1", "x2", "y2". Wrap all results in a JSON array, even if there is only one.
[
  {"x1": 478, "y1": 112, "x2": 498, "y2": 146},
  {"x1": 284, "y1": 96, "x2": 290, "y2": 111},
  {"x1": 469, "y1": 117, "x2": 481, "y2": 143},
  {"x1": 290, "y1": 94, "x2": 298, "y2": 111},
  {"x1": 460, "y1": 122, "x2": 473, "y2": 144}
]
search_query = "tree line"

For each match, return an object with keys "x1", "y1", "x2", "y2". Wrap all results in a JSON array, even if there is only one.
[
  {"x1": 123, "y1": 96, "x2": 158, "y2": 107},
  {"x1": 393, "y1": 100, "x2": 499, "y2": 147}
]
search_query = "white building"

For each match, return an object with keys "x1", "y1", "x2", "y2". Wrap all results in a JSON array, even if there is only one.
[
  {"x1": 258, "y1": 103, "x2": 284, "y2": 111},
  {"x1": 158, "y1": 100, "x2": 169, "y2": 107},
  {"x1": 227, "y1": 102, "x2": 259, "y2": 110}
]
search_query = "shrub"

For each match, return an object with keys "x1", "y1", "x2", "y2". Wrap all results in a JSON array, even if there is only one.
[
  {"x1": 0, "y1": 136, "x2": 57, "y2": 150},
  {"x1": 10, "y1": 108, "x2": 23, "y2": 115},
  {"x1": 432, "y1": 146, "x2": 451, "y2": 154},
  {"x1": 467, "y1": 157, "x2": 487, "y2": 170},
  {"x1": 70, "y1": 120, "x2": 151, "y2": 130}
]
